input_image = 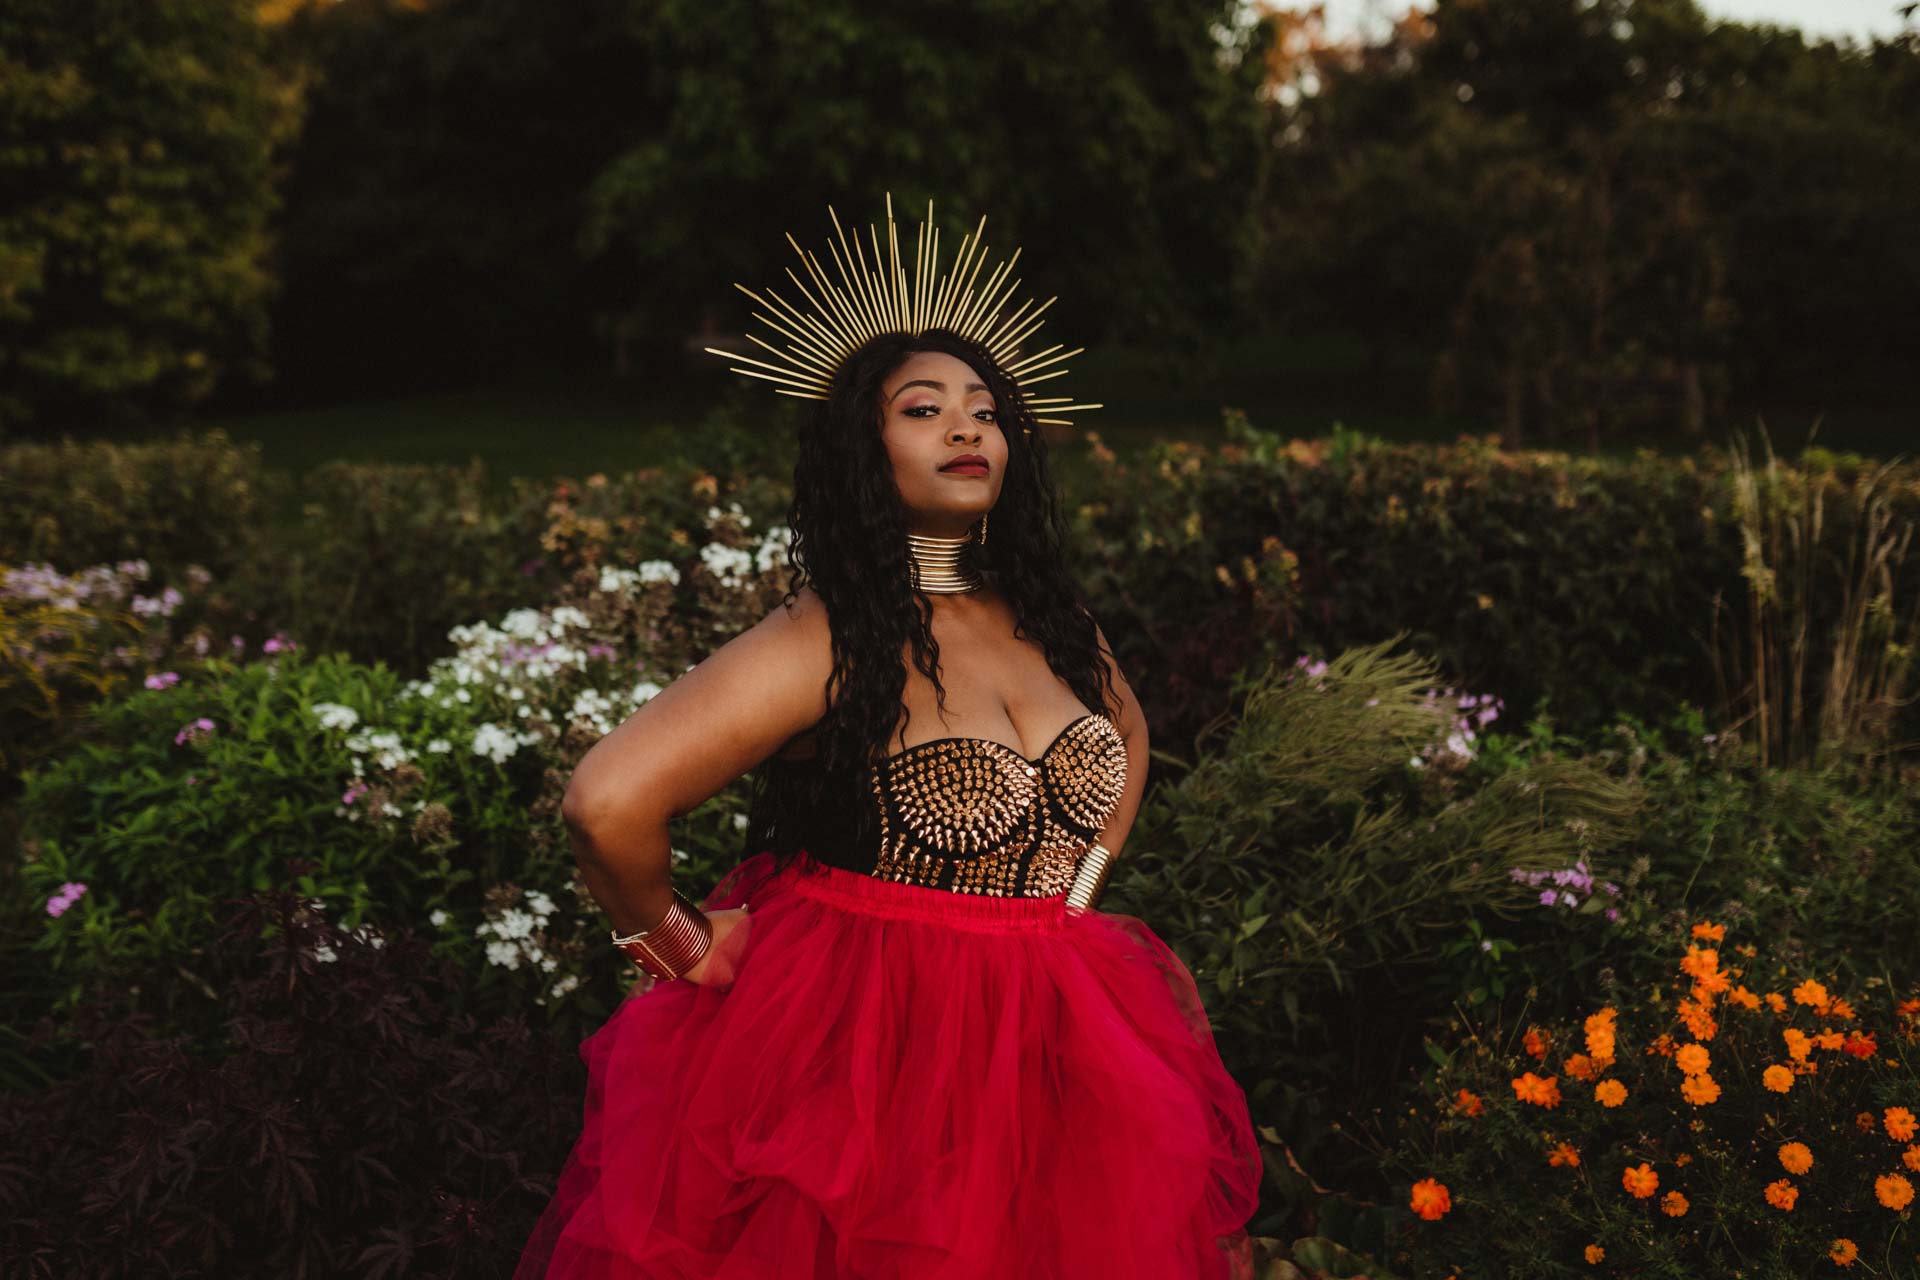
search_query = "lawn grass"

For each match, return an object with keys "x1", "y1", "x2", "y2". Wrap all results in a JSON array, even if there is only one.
[{"x1": 64, "y1": 331, "x2": 1911, "y2": 488}]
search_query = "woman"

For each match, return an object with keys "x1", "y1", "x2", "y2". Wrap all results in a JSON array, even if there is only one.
[{"x1": 514, "y1": 198, "x2": 1262, "y2": 1279}]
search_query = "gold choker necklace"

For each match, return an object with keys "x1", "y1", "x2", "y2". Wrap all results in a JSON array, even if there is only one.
[{"x1": 906, "y1": 528, "x2": 983, "y2": 594}]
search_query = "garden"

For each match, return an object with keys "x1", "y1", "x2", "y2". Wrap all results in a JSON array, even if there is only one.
[{"x1": 4, "y1": 415, "x2": 1917, "y2": 1277}]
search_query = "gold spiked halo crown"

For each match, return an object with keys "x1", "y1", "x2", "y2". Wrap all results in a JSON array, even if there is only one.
[{"x1": 704, "y1": 194, "x2": 1101, "y2": 433}]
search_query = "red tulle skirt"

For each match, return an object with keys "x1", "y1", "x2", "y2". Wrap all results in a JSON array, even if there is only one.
[{"x1": 514, "y1": 849, "x2": 1263, "y2": 1279}]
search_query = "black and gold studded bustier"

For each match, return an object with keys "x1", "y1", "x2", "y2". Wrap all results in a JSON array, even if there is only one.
[{"x1": 755, "y1": 712, "x2": 1129, "y2": 897}]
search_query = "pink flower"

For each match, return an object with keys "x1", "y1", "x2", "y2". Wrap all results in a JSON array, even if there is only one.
[
  {"x1": 262, "y1": 632, "x2": 297, "y2": 655},
  {"x1": 45, "y1": 881, "x2": 87, "y2": 917},
  {"x1": 144, "y1": 671, "x2": 181, "y2": 690},
  {"x1": 173, "y1": 716, "x2": 216, "y2": 746},
  {"x1": 342, "y1": 780, "x2": 369, "y2": 806},
  {"x1": 229, "y1": 634, "x2": 246, "y2": 652}
]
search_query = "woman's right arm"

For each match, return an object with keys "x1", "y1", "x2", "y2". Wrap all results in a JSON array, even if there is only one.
[{"x1": 559, "y1": 587, "x2": 835, "y2": 938}]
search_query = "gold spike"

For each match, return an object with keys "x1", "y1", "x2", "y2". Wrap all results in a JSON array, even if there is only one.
[{"x1": 711, "y1": 195, "x2": 1099, "y2": 429}]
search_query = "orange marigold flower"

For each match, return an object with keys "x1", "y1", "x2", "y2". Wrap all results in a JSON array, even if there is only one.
[
  {"x1": 1680, "y1": 1071, "x2": 1722, "y2": 1106},
  {"x1": 1563, "y1": 1052, "x2": 1597, "y2": 1082},
  {"x1": 1779, "y1": 1141, "x2": 1814, "y2": 1175},
  {"x1": 1675, "y1": 1043, "x2": 1711, "y2": 1077},
  {"x1": 1524, "y1": 1026, "x2": 1551, "y2": 1059},
  {"x1": 1649, "y1": 1032, "x2": 1676, "y2": 1057},
  {"x1": 1691, "y1": 920, "x2": 1725, "y2": 941},
  {"x1": 1785, "y1": 1029, "x2": 1814, "y2": 1062},
  {"x1": 1680, "y1": 945, "x2": 1721, "y2": 980},
  {"x1": 1904, "y1": 1144, "x2": 1920, "y2": 1174},
  {"x1": 1660, "y1": 1190, "x2": 1689, "y2": 1217},
  {"x1": 1452, "y1": 1087, "x2": 1484, "y2": 1117},
  {"x1": 1885, "y1": 1107, "x2": 1917, "y2": 1143},
  {"x1": 1692, "y1": 968, "x2": 1731, "y2": 999},
  {"x1": 1763, "y1": 1064, "x2": 1795, "y2": 1093},
  {"x1": 1549, "y1": 1142, "x2": 1581, "y2": 1168},
  {"x1": 1794, "y1": 979, "x2": 1831, "y2": 1010},
  {"x1": 1830, "y1": 1237, "x2": 1859, "y2": 1266},
  {"x1": 1675, "y1": 1153, "x2": 1693, "y2": 1166},
  {"x1": 1512, "y1": 1072, "x2": 1562, "y2": 1108},
  {"x1": 1875, "y1": 1173, "x2": 1914, "y2": 1211},
  {"x1": 1857, "y1": 1111, "x2": 1879, "y2": 1134},
  {"x1": 1829, "y1": 997, "x2": 1856, "y2": 1021},
  {"x1": 1765, "y1": 1178, "x2": 1798, "y2": 1210},
  {"x1": 1410, "y1": 1176, "x2": 1451, "y2": 1220},
  {"x1": 1585, "y1": 1009, "x2": 1618, "y2": 1059},
  {"x1": 1678, "y1": 1000, "x2": 1718, "y2": 1041},
  {"x1": 1899, "y1": 998, "x2": 1920, "y2": 1018},
  {"x1": 1728, "y1": 985, "x2": 1761, "y2": 1010},
  {"x1": 1622, "y1": 1163, "x2": 1659, "y2": 1198},
  {"x1": 1584, "y1": 1243, "x2": 1605, "y2": 1264},
  {"x1": 1842, "y1": 1032, "x2": 1877, "y2": 1059},
  {"x1": 1766, "y1": 991, "x2": 1788, "y2": 1013},
  {"x1": 1594, "y1": 1079, "x2": 1628, "y2": 1108},
  {"x1": 1815, "y1": 1029, "x2": 1845, "y2": 1052}
]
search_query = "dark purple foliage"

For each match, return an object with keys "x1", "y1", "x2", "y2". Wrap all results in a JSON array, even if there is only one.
[{"x1": 0, "y1": 880, "x2": 586, "y2": 1278}]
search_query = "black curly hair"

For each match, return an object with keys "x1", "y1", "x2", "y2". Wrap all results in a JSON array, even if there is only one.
[{"x1": 741, "y1": 327, "x2": 1121, "y2": 879}]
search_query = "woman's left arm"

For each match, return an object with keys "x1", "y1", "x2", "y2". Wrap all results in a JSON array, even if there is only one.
[{"x1": 1090, "y1": 617, "x2": 1148, "y2": 857}]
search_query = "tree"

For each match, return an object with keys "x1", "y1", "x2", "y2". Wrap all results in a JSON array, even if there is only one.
[
  {"x1": 581, "y1": 0, "x2": 1275, "y2": 373},
  {"x1": 0, "y1": 0, "x2": 301, "y2": 430}
]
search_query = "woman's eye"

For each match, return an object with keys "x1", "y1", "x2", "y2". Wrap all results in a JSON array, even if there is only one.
[{"x1": 903, "y1": 404, "x2": 997, "y2": 423}]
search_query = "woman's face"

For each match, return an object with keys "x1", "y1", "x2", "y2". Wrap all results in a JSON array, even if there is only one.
[{"x1": 877, "y1": 350, "x2": 1008, "y2": 535}]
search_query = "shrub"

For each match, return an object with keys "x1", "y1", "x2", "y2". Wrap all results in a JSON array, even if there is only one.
[
  {"x1": 13, "y1": 500, "x2": 795, "y2": 1038},
  {"x1": 1381, "y1": 920, "x2": 1920, "y2": 1277},
  {"x1": 0, "y1": 880, "x2": 582, "y2": 1279},
  {"x1": 0, "y1": 558, "x2": 230, "y2": 781},
  {"x1": 1117, "y1": 638, "x2": 1644, "y2": 1207},
  {"x1": 0, "y1": 431, "x2": 274, "y2": 578}
]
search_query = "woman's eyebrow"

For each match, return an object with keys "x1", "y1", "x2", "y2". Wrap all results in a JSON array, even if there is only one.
[{"x1": 887, "y1": 379, "x2": 989, "y2": 402}]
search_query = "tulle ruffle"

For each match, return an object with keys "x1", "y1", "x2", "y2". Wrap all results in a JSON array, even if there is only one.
[{"x1": 514, "y1": 849, "x2": 1262, "y2": 1279}]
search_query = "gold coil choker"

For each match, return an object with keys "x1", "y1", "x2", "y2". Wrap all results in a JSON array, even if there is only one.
[
  {"x1": 610, "y1": 886, "x2": 713, "y2": 980},
  {"x1": 906, "y1": 529, "x2": 982, "y2": 594}
]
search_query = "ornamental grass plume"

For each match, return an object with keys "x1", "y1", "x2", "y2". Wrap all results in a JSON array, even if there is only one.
[{"x1": 1386, "y1": 920, "x2": 1920, "y2": 1275}]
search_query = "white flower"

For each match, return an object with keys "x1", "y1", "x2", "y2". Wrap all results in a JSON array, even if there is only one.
[
  {"x1": 311, "y1": 702, "x2": 361, "y2": 732},
  {"x1": 496, "y1": 908, "x2": 538, "y2": 940},
  {"x1": 670, "y1": 846, "x2": 688, "y2": 864},
  {"x1": 454, "y1": 688, "x2": 472, "y2": 704},
  {"x1": 311, "y1": 941, "x2": 338, "y2": 963},
  {"x1": 754, "y1": 528, "x2": 793, "y2": 574},
  {"x1": 426, "y1": 737, "x2": 451, "y2": 754},
  {"x1": 636, "y1": 560, "x2": 680, "y2": 586},
  {"x1": 484, "y1": 939, "x2": 522, "y2": 969},
  {"x1": 732, "y1": 813, "x2": 749, "y2": 831},
  {"x1": 598, "y1": 566, "x2": 641, "y2": 594},
  {"x1": 549, "y1": 973, "x2": 582, "y2": 999},
  {"x1": 629, "y1": 680, "x2": 663, "y2": 706},
  {"x1": 500, "y1": 608, "x2": 545, "y2": 640},
  {"x1": 472, "y1": 723, "x2": 522, "y2": 763},
  {"x1": 429, "y1": 908, "x2": 450, "y2": 927},
  {"x1": 525, "y1": 890, "x2": 556, "y2": 919},
  {"x1": 548, "y1": 605, "x2": 591, "y2": 631},
  {"x1": 699, "y1": 543, "x2": 754, "y2": 589}
]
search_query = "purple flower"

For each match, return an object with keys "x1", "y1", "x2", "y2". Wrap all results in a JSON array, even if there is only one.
[
  {"x1": 342, "y1": 780, "x2": 369, "y2": 806},
  {"x1": 145, "y1": 671, "x2": 181, "y2": 690},
  {"x1": 1539, "y1": 889, "x2": 1558, "y2": 907},
  {"x1": 230, "y1": 634, "x2": 246, "y2": 652},
  {"x1": 263, "y1": 631, "x2": 297, "y2": 655},
  {"x1": 1605, "y1": 907, "x2": 1621, "y2": 923},
  {"x1": 173, "y1": 716, "x2": 216, "y2": 746},
  {"x1": 45, "y1": 881, "x2": 87, "y2": 917}
]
